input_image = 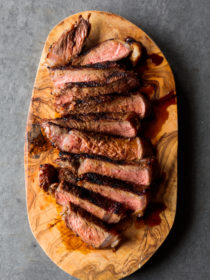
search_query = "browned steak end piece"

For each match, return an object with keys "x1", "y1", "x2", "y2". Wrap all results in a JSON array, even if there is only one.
[
  {"x1": 72, "y1": 39, "x2": 132, "y2": 66},
  {"x1": 46, "y1": 15, "x2": 90, "y2": 67},
  {"x1": 41, "y1": 122, "x2": 152, "y2": 161},
  {"x1": 39, "y1": 164, "x2": 58, "y2": 193},
  {"x1": 78, "y1": 157, "x2": 158, "y2": 186},
  {"x1": 55, "y1": 181, "x2": 126, "y2": 223},
  {"x1": 56, "y1": 91, "x2": 150, "y2": 118},
  {"x1": 47, "y1": 112, "x2": 140, "y2": 137},
  {"x1": 65, "y1": 203, "x2": 121, "y2": 248},
  {"x1": 79, "y1": 173, "x2": 150, "y2": 216}
]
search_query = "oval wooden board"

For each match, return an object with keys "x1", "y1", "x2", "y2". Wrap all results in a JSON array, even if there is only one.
[{"x1": 24, "y1": 11, "x2": 178, "y2": 280}]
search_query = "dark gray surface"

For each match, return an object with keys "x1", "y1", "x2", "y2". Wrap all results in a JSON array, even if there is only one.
[{"x1": 0, "y1": 0, "x2": 210, "y2": 279}]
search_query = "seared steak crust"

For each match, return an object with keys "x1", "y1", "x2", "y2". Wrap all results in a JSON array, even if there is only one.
[
  {"x1": 49, "y1": 66, "x2": 127, "y2": 89},
  {"x1": 81, "y1": 173, "x2": 150, "y2": 195},
  {"x1": 78, "y1": 157, "x2": 157, "y2": 186},
  {"x1": 55, "y1": 181, "x2": 126, "y2": 223},
  {"x1": 63, "y1": 182, "x2": 125, "y2": 214},
  {"x1": 54, "y1": 72, "x2": 140, "y2": 102},
  {"x1": 47, "y1": 112, "x2": 140, "y2": 137},
  {"x1": 56, "y1": 91, "x2": 150, "y2": 118}
]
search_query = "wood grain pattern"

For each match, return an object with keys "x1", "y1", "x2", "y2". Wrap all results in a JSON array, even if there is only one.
[{"x1": 24, "y1": 11, "x2": 178, "y2": 280}]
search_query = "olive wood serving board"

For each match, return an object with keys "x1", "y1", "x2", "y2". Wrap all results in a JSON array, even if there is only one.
[{"x1": 24, "y1": 11, "x2": 178, "y2": 280}]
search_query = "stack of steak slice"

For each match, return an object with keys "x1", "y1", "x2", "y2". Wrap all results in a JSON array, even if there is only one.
[{"x1": 39, "y1": 14, "x2": 159, "y2": 248}]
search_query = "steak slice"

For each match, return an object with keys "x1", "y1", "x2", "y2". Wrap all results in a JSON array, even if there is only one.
[
  {"x1": 65, "y1": 203, "x2": 120, "y2": 248},
  {"x1": 49, "y1": 65, "x2": 126, "y2": 89},
  {"x1": 71, "y1": 39, "x2": 132, "y2": 66},
  {"x1": 79, "y1": 173, "x2": 150, "y2": 216},
  {"x1": 78, "y1": 157, "x2": 157, "y2": 186},
  {"x1": 42, "y1": 122, "x2": 152, "y2": 161},
  {"x1": 46, "y1": 15, "x2": 90, "y2": 67},
  {"x1": 55, "y1": 181, "x2": 126, "y2": 223},
  {"x1": 39, "y1": 164, "x2": 58, "y2": 193},
  {"x1": 55, "y1": 156, "x2": 78, "y2": 175},
  {"x1": 53, "y1": 72, "x2": 140, "y2": 101},
  {"x1": 56, "y1": 91, "x2": 150, "y2": 118},
  {"x1": 47, "y1": 113, "x2": 140, "y2": 137},
  {"x1": 58, "y1": 168, "x2": 77, "y2": 185}
]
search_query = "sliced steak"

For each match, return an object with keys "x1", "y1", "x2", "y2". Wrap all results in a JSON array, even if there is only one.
[
  {"x1": 53, "y1": 72, "x2": 140, "y2": 102},
  {"x1": 78, "y1": 157, "x2": 157, "y2": 186},
  {"x1": 42, "y1": 122, "x2": 152, "y2": 161},
  {"x1": 79, "y1": 173, "x2": 150, "y2": 216},
  {"x1": 56, "y1": 91, "x2": 150, "y2": 118},
  {"x1": 58, "y1": 168, "x2": 77, "y2": 185},
  {"x1": 53, "y1": 72, "x2": 139, "y2": 105},
  {"x1": 49, "y1": 65, "x2": 126, "y2": 89},
  {"x1": 55, "y1": 181, "x2": 126, "y2": 223},
  {"x1": 47, "y1": 113, "x2": 140, "y2": 137},
  {"x1": 65, "y1": 203, "x2": 120, "y2": 248},
  {"x1": 39, "y1": 164, "x2": 58, "y2": 193},
  {"x1": 71, "y1": 39, "x2": 132, "y2": 66},
  {"x1": 46, "y1": 15, "x2": 90, "y2": 67},
  {"x1": 55, "y1": 156, "x2": 78, "y2": 175}
]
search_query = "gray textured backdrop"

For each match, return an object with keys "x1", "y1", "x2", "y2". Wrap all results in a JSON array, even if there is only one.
[{"x1": 1, "y1": 0, "x2": 210, "y2": 279}]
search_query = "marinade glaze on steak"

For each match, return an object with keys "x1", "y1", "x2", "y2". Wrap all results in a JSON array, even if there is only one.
[
  {"x1": 42, "y1": 122, "x2": 152, "y2": 161},
  {"x1": 56, "y1": 91, "x2": 150, "y2": 118},
  {"x1": 55, "y1": 181, "x2": 126, "y2": 223},
  {"x1": 65, "y1": 203, "x2": 121, "y2": 248},
  {"x1": 46, "y1": 15, "x2": 90, "y2": 67},
  {"x1": 46, "y1": 112, "x2": 140, "y2": 137}
]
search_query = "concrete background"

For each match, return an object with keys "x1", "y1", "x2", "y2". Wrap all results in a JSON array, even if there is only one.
[{"x1": 1, "y1": 0, "x2": 210, "y2": 279}]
